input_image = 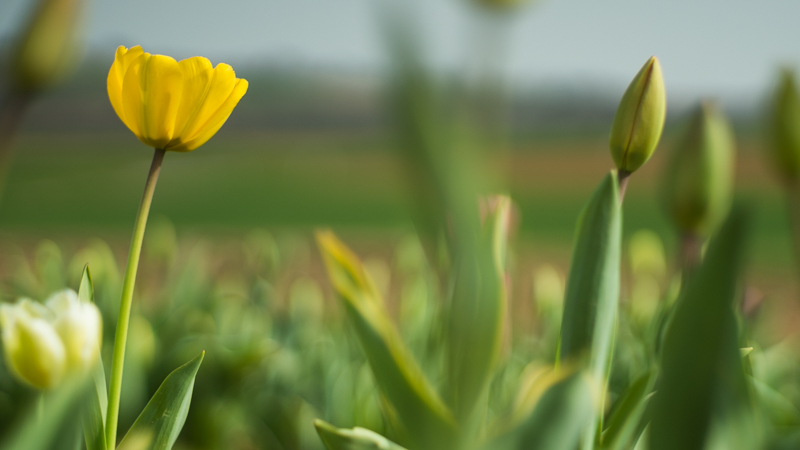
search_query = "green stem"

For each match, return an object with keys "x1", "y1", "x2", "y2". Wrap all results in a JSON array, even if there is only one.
[{"x1": 105, "y1": 148, "x2": 165, "y2": 449}]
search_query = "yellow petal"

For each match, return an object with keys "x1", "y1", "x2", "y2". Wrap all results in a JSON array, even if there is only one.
[
  {"x1": 107, "y1": 45, "x2": 143, "y2": 129},
  {"x1": 123, "y1": 53, "x2": 183, "y2": 148},
  {"x1": 171, "y1": 78, "x2": 248, "y2": 152},
  {"x1": 173, "y1": 62, "x2": 237, "y2": 145},
  {"x1": 169, "y1": 56, "x2": 214, "y2": 146},
  {"x1": 121, "y1": 52, "x2": 148, "y2": 139}
]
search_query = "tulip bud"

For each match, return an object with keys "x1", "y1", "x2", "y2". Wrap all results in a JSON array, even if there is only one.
[
  {"x1": 769, "y1": 69, "x2": 800, "y2": 184},
  {"x1": 609, "y1": 57, "x2": 667, "y2": 174},
  {"x1": 0, "y1": 299, "x2": 66, "y2": 389},
  {"x1": 9, "y1": 0, "x2": 86, "y2": 93},
  {"x1": 0, "y1": 290, "x2": 102, "y2": 389},
  {"x1": 661, "y1": 102, "x2": 736, "y2": 237}
]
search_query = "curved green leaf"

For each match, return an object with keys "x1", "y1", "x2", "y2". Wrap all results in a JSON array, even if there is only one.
[
  {"x1": 485, "y1": 369, "x2": 598, "y2": 450},
  {"x1": 557, "y1": 171, "x2": 622, "y2": 449},
  {"x1": 118, "y1": 352, "x2": 205, "y2": 450},
  {"x1": 601, "y1": 370, "x2": 656, "y2": 450},
  {"x1": 314, "y1": 419, "x2": 407, "y2": 450},
  {"x1": 445, "y1": 195, "x2": 510, "y2": 426},
  {"x1": 649, "y1": 208, "x2": 752, "y2": 450},
  {"x1": 316, "y1": 231, "x2": 458, "y2": 450}
]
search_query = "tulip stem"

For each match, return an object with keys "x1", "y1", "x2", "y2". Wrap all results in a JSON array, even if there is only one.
[
  {"x1": 618, "y1": 169, "x2": 631, "y2": 202},
  {"x1": 105, "y1": 148, "x2": 165, "y2": 449}
]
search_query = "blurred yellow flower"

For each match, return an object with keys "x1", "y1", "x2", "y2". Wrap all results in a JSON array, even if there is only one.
[
  {"x1": 0, "y1": 290, "x2": 102, "y2": 389},
  {"x1": 107, "y1": 45, "x2": 248, "y2": 152}
]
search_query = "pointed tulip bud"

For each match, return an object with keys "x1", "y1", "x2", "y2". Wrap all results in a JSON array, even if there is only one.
[
  {"x1": 769, "y1": 69, "x2": 800, "y2": 184},
  {"x1": 9, "y1": 0, "x2": 86, "y2": 93},
  {"x1": 661, "y1": 102, "x2": 736, "y2": 237},
  {"x1": 0, "y1": 299, "x2": 66, "y2": 389},
  {"x1": 609, "y1": 57, "x2": 667, "y2": 174}
]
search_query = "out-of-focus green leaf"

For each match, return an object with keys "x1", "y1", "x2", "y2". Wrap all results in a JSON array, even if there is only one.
[
  {"x1": 485, "y1": 368, "x2": 598, "y2": 450},
  {"x1": 0, "y1": 377, "x2": 88, "y2": 450},
  {"x1": 749, "y1": 376, "x2": 800, "y2": 428},
  {"x1": 83, "y1": 358, "x2": 108, "y2": 450},
  {"x1": 316, "y1": 231, "x2": 458, "y2": 450},
  {"x1": 601, "y1": 370, "x2": 656, "y2": 450},
  {"x1": 78, "y1": 264, "x2": 93, "y2": 304},
  {"x1": 445, "y1": 195, "x2": 511, "y2": 426},
  {"x1": 77, "y1": 264, "x2": 107, "y2": 450},
  {"x1": 557, "y1": 171, "x2": 622, "y2": 449},
  {"x1": 118, "y1": 352, "x2": 205, "y2": 450},
  {"x1": 314, "y1": 419, "x2": 407, "y2": 450},
  {"x1": 649, "y1": 208, "x2": 752, "y2": 450}
]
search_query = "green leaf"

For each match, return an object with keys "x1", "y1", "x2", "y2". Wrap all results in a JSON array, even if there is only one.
[
  {"x1": 445, "y1": 195, "x2": 511, "y2": 425},
  {"x1": 316, "y1": 231, "x2": 458, "y2": 450},
  {"x1": 649, "y1": 208, "x2": 752, "y2": 450},
  {"x1": 601, "y1": 370, "x2": 656, "y2": 450},
  {"x1": 83, "y1": 359, "x2": 108, "y2": 450},
  {"x1": 486, "y1": 369, "x2": 598, "y2": 450},
  {"x1": 77, "y1": 264, "x2": 108, "y2": 450},
  {"x1": 118, "y1": 352, "x2": 205, "y2": 450},
  {"x1": 78, "y1": 264, "x2": 94, "y2": 304},
  {"x1": 749, "y1": 376, "x2": 800, "y2": 428},
  {"x1": 0, "y1": 377, "x2": 89, "y2": 450},
  {"x1": 519, "y1": 370, "x2": 598, "y2": 450},
  {"x1": 557, "y1": 171, "x2": 622, "y2": 449},
  {"x1": 314, "y1": 419, "x2": 407, "y2": 450}
]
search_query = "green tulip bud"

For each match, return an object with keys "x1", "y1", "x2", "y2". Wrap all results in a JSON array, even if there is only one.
[
  {"x1": 609, "y1": 56, "x2": 667, "y2": 174},
  {"x1": 661, "y1": 102, "x2": 736, "y2": 237},
  {"x1": 0, "y1": 290, "x2": 102, "y2": 389},
  {"x1": 769, "y1": 69, "x2": 800, "y2": 184},
  {"x1": 9, "y1": 0, "x2": 86, "y2": 93}
]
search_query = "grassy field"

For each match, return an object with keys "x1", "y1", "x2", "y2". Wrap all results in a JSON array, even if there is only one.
[{"x1": 0, "y1": 129, "x2": 796, "y2": 308}]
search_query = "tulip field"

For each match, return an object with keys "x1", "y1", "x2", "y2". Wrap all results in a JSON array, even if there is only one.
[{"x1": 3, "y1": 0, "x2": 800, "y2": 450}]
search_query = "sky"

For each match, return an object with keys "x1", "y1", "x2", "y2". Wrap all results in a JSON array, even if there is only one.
[{"x1": 2, "y1": 0, "x2": 800, "y2": 103}]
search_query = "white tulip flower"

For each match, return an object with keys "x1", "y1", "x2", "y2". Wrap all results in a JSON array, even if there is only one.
[{"x1": 0, "y1": 290, "x2": 102, "y2": 389}]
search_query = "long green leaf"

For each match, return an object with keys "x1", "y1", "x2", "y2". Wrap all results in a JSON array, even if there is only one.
[
  {"x1": 314, "y1": 419, "x2": 407, "y2": 450},
  {"x1": 78, "y1": 265, "x2": 108, "y2": 450},
  {"x1": 485, "y1": 369, "x2": 598, "y2": 450},
  {"x1": 316, "y1": 230, "x2": 458, "y2": 450},
  {"x1": 445, "y1": 195, "x2": 510, "y2": 426},
  {"x1": 118, "y1": 352, "x2": 205, "y2": 450},
  {"x1": 557, "y1": 171, "x2": 622, "y2": 449},
  {"x1": 83, "y1": 359, "x2": 108, "y2": 450},
  {"x1": 649, "y1": 208, "x2": 752, "y2": 450},
  {"x1": 601, "y1": 370, "x2": 656, "y2": 450}
]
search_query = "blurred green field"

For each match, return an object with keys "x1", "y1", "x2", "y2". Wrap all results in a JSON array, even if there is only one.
[{"x1": 0, "y1": 130, "x2": 794, "y2": 270}]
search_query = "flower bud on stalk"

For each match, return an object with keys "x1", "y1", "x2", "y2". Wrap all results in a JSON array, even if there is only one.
[
  {"x1": 769, "y1": 70, "x2": 800, "y2": 185},
  {"x1": 0, "y1": 290, "x2": 102, "y2": 389},
  {"x1": 661, "y1": 102, "x2": 736, "y2": 239},
  {"x1": 9, "y1": 0, "x2": 85, "y2": 94},
  {"x1": 609, "y1": 57, "x2": 667, "y2": 177}
]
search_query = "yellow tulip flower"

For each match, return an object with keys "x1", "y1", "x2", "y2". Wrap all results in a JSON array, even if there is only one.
[{"x1": 107, "y1": 45, "x2": 248, "y2": 152}]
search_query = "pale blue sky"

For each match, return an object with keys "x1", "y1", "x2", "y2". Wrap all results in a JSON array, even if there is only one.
[{"x1": 3, "y1": 0, "x2": 800, "y2": 101}]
